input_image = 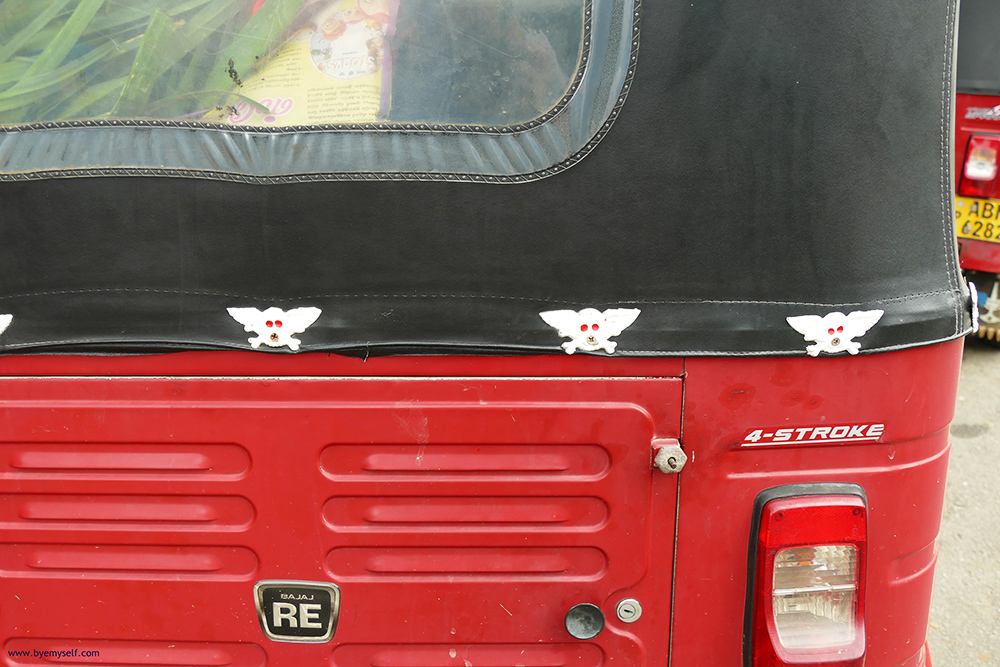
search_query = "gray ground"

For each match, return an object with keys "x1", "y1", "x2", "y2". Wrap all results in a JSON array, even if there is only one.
[{"x1": 927, "y1": 337, "x2": 1000, "y2": 666}]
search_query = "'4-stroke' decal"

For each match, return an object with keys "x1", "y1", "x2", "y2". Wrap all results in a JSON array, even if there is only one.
[
  {"x1": 742, "y1": 423, "x2": 885, "y2": 446},
  {"x1": 227, "y1": 307, "x2": 322, "y2": 350},
  {"x1": 540, "y1": 308, "x2": 640, "y2": 354},
  {"x1": 786, "y1": 309, "x2": 883, "y2": 356},
  {"x1": 965, "y1": 104, "x2": 1000, "y2": 121}
]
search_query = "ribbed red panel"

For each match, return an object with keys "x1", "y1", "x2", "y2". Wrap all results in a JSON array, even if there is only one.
[{"x1": 0, "y1": 373, "x2": 682, "y2": 667}]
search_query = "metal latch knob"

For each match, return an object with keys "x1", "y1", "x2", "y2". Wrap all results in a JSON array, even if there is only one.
[{"x1": 652, "y1": 439, "x2": 687, "y2": 474}]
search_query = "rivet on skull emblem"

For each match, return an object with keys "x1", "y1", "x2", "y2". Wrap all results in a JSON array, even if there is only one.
[{"x1": 580, "y1": 322, "x2": 602, "y2": 345}]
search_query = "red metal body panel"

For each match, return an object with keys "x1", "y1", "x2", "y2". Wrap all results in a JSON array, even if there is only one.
[
  {"x1": 0, "y1": 363, "x2": 681, "y2": 666},
  {"x1": 672, "y1": 341, "x2": 961, "y2": 667},
  {"x1": 957, "y1": 236, "x2": 1000, "y2": 272},
  {"x1": 0, "y1": 353, "x2": 685, "y2": 379},
  {"x1": 955, "y1": 93, "x2": 1000, "y2": 165},
  {"x1": 956, "y1": 92, "x2": 1000, "y2": 273},
  {"x1": 0, "y1": 340, "x2": 961, "y2": 666}
]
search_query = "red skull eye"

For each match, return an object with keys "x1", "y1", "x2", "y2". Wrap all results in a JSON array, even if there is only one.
[
  {"x1": 828, "y1": 328, "x2": 835, "y2": 335},
  {"x1": 266, "y1": 320, "x2": 274, "y2": 328},
  {"x1": 837, "y1": 326, "x2": 844, "y2": 333},
  {"x1": 580, "y1": 324, "x2": 588, "y2": 332},
  {"x1": 275, "y1": 320, "x2": 283, "y2": 328},
  {"x1": 592, "y1": 324, "x2": 600, "y2": 331}
]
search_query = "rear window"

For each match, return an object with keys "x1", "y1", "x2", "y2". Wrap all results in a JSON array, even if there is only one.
[
  {"x1": 0, "y1": 0, "x2": 584, "y2": 129},
  {"x1": 0, "y1": 0, "x2": 637, "y2": 182},
  {"x1": 957, "y1": 0, "x2": 1000, "y2": 95}
]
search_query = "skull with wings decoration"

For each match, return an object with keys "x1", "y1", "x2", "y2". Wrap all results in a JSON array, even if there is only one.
[
  {"x1": 227, "y1": 307, "x2": 322, "y2": 351},
  {"x1": 539, "y1": 308, "x2": 641, "y2": 354},
  {"x1": 786, "y1": 309, "x2": 884, "y2": 356}
]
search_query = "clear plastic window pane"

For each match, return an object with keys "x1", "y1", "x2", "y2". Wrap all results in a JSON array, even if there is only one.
[{"x1": 0, "y1": 0, "x2": 585, "y2": 128}]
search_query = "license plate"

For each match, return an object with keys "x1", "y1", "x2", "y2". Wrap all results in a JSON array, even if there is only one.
[{"x1": 956, "y1": 196, "x2": 1000, "y2": 243}]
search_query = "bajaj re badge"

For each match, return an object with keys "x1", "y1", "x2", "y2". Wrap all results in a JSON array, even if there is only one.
[
  {"x1": 227, "y1": 306, "x2": 321, "y2": 350},
  {"x1": 0, "y1": 314, "x2": 11, "y2": 337},
  {"x1": 786, "y1": 309, "x2": 884, "y2": 356},
  {"x1": 254, "y1": 580, "x2": 340, "y2": 643},
  {"x1": 540, "y1": 308, "x2": 641, "y2": 354}
]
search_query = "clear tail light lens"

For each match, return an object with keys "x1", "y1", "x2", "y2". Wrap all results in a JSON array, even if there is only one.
[
  {"x1": 746, "y1": 486, "x2": 867, "y2": 667},
  {"x1": 772, "y1": 545, "x2": 859, "y2": 650},
  {"x1": 959, "y1": 135, "x2": 1000, "y2": 198},
  {"x1": 965, "y1": 146, "x2": 998, "y2": 181}
]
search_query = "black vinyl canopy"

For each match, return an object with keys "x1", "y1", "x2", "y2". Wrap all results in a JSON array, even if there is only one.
[{"x1": 0, "y1": 0, "x2": 971, "y2": 357}]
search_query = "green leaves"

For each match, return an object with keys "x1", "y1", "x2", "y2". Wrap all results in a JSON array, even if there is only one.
[
  {"x1": 0, "y1": 0, "x2": 299, "y2": 125},
  {"x1": 111, "y1": 9, "x2": 179, "y2": 115},
  {"x1": 204, "y1": 0, "x2": 301, "y2": 94},
  {"x1": 17, "y1": 0, "x2": 107, "y2": 83},
  {"x1": 0, "y1": 0, "x2": 75, "y2": 66}
]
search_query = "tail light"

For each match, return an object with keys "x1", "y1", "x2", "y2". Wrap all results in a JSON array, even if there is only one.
[
  {"x1": 959, "y1": 135, "x2": 1000, "y2": 198},
  {"x1": 745, "y1": 484, "x2": 867, "y2": 667}
]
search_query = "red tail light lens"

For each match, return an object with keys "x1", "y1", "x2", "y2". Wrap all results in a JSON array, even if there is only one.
[
  {"x1": 959, "y1": 135, "x2": 1000, "y2": 198},
  {"x1": 745, "y1": 485, "x2": 867, "y2": 667}
]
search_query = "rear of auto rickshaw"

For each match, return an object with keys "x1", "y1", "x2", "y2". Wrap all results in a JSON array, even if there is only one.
[
  {"x1": 0, "y1": 1, "x2": 973, "y2": 666},
  {"x1": 954, "y1": 0, "x2": 1000, "y2": 342}
]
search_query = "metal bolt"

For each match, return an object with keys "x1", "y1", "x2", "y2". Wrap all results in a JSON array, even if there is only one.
[
  {"x1": 653, "y1": 441, "x2": 687, "y2": 474},
  {"x1": 616, "y1": 598, "x2": 642, "y2": 623}
]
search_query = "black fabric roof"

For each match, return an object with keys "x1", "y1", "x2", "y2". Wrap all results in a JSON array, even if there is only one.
[{"x1": 0, "y1": 0, "x2": 970, "y2": 356}]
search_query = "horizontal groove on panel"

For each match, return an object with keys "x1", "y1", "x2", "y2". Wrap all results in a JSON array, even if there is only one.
[
  {"x1": 1, "y1": 444, "x2": 250, "y2": 478},
  {"x1": 324, "y1": 497, "x2": 609, "y2": 531},
  {"x1": 0, "y1": 545, "x2": 258, "y2": 580},
  {"x1": 3, "y1": 639, "x2": 266, "y2": 667},
  {"x1": 2, "y1": 495, "x2": 254, "y2": 531},
  {"x1": 889, "y1": 542, "x2": 938, "y2": 586},
  {"x1": 331, "y1": 643, "x2": 605, "y2": 667},
  {"x1": 320, "y1": 445, "x2": 610, "y2": 479},
  {"x1": 327, "y1": 547, "x2": 607, "y2": 581}
]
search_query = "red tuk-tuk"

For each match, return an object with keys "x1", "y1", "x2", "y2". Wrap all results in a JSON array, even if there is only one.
[
  {"x1": 0, "y1": 1, "x2": 974, "y2": 666},
  {"x1": 954, "y1": 0, "x2": 1000, "y2": 343}
]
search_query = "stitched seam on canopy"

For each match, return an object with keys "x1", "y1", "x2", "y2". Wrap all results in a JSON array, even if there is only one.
[
  {"x1": 940, "y1": 0, "x2": 962, "y2": 335},
  {"x1": 0, "y1": 287, "x2": 959, "y2": 307}
]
